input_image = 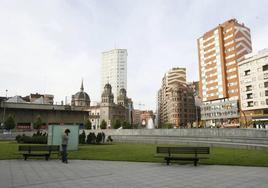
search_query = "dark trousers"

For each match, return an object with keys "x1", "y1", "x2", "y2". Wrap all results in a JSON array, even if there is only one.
[{"x1": 61, "y1": 144, "x2": 68, "y2": 163}]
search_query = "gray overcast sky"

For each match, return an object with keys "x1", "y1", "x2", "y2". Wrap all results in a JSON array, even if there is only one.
[{"x1": 0, "y1": 0, "x2": 268, "y2": 110}]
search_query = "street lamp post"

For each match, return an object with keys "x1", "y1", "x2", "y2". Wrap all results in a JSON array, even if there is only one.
[
  {"x1": 2, "y1": 90, "x2": 8, "y2": 129},
  {"x1": 196, "y1": 105, "x2": 198, "y2": 128}
]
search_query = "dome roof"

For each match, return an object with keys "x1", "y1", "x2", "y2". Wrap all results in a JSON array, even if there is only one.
[
  {"x1": 104, "y1": 83, "x2": 112, "y2": 89},
  {"x1": 102, "y1": 83, "x2": 113, "y2": 97},
  {"x1": 74, "y1": 91, "x2": 90, "y2": 101},
  {"x1": 119, "y1": 88, "x2": 126, "y2": 96},
  {"x1": 73, "y1": 80, "x2": 90, "y2": 101}
]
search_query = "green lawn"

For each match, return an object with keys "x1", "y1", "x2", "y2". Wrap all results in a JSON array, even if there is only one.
[{"x1": 1, "y1": 141, "x2": 268, "y2": 167}]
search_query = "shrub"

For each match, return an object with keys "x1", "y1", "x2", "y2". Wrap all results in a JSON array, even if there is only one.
[
  {"x1": 33, "y1": 130, "x2": 43, "y2": 137},
  {"x1": 122, "y1": 121, "x2": 131, "y2": 129},
  {"x1": 162, "y1": 123, "x2": 173, "y2": 129},
  {"x1": 101, "y1": 132, "x2": 105, "y2": 143},
  {"x1": 33, "y1": 115, "x2": 43, "y2": 130},
  {"x1": 79, "y1": 130, "x2": 86, "y2": 144},
  {"x1": 15, "y1": 135, "x2": 22, "y2": 143},
  {"x1": 112, "y1": 119, "x2": 121, "y2": 129},
  {"x1": 4, "y1": 114, "x2": 16, "y2": 130},
  {"x1": 86, "y1": 132, "x2": 96, "y2": 144},
  {"x1": 100, "y1": 120, "x2": 107, "y2": 129},
  {"x1": 106, "y1": 135, "x2": 113, "y2": 143},
  {"x1": 84, "y1": 120, "x2": 92, "y2": 130},
  {"x1": 96, "y1": 133, "x2": 103, "y2": 144},
  {"x1": 15, "y1": 132, "x2": 47, "y2": 144},
  {"x1": 21, "y1": 135, "x2": 47, "y2": 144}
]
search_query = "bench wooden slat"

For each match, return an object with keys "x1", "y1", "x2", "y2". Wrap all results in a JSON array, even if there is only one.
[
  {"x1": 18, "y1": 145, "x2": 31, "y2": 152},
  {"x1": 156, "y1": 146, "x2": 210, "y2": 166},
  {"x1": 18, "y1": 145, "x2": 60, "y2": 160},
  {"x1": 157, "y1": 147, "x2": 209, "y2": 154}
]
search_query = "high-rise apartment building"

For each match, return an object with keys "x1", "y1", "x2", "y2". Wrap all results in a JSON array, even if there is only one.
[
  {"x1": 101, "y1": 49, "x2": 127, "y2": 104},
  {"x1": 158, "y1": 68, "x2": 186, "y2": 124},
  {"x1": 198, "y1": 19, "x2": 252, "y2": 127},
  {"x1": 157, "y1": 68, "x2": 196, "y2": 127}
]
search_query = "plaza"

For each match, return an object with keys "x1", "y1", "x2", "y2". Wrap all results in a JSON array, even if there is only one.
[{"x1": 0, "y1": 160, "x2": 267, "y2": 188}]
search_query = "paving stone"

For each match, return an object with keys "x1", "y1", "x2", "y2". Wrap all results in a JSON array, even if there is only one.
[{"x1": 0, "y1": 160, "x2": 268, "y2": 188}]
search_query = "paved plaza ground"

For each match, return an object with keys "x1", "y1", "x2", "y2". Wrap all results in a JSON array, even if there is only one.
[{"x1": 0, "y1": 160, "x2": 267, "y2": 188}]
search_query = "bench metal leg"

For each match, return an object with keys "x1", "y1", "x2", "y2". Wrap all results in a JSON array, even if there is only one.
[
  {"x1": 166, "y1": 159, "x2": 170, "y2": 165},
  {"x1": 45, "y1": 155, "x2": 49, "y2": 161},
  {"x1": 194, "y1": 160, "x2": 198, "y2": 166}
]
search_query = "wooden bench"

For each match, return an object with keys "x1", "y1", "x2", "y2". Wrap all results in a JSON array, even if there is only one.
[
  {"x1": 156, "y1": 146, "x2": 210, "y2": 166},
  {"x1": 18, "y1": 145, "x2": 60, "y2": 161}
]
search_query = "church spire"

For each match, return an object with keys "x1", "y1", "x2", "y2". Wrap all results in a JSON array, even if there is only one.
[{"x1": 80, "y1": 79, "x2": 84, "y2": 92}]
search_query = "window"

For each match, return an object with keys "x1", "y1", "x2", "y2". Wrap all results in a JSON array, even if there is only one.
[
  {"x1": 265, "y1": 82, "x2": 268, "y2": 88},
  {"x1": 247, "y1": 101, "x2": 253, "y2": 107},
  {"x1": 246, "y1": 93, "x2": 253, "y2": 99},
  {"x1": 246, "y1": 85, "x2": 252, "y2": 91},
  {"x1": 266, "y1": 90, "x2": 268, "y2": 97},
  {"x1": 244, "y1": 70, "x2": 250, "y2": 76},
  {"x1": 263, "y1": 65, "x2": 268, "y2": 71},
  {"x1": 264, "y1": 109, "x2": 268, "y2": 114}
]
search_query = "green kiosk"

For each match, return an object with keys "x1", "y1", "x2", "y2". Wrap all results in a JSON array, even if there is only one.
[{"x1": 47, "y1": 125, "x2": 79, "y2": 150}]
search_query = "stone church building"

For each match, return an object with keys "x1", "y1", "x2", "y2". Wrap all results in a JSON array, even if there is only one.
[{"x1": 71, "y1": 82, "x2": 132, "y2": 129}]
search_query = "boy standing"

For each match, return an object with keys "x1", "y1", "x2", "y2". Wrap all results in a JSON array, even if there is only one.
[{"x1": 62, "y1": 129, "x2": 70, "y2": 163}]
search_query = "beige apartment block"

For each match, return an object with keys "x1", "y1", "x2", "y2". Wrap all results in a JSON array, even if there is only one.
[
  {"x1": 198, "y1": 19, "x2": 252, "y2": 127},
  {"x1": 157, "y1": 68, "x2": 196, "y2": 127},
  {"x1": 238, "y1": 49, "x2": 268, "y2": 125},
  {"x1": 158, "y1": 68, "x2": 186, "y2": 124},
  {"x1": 166, "y1": 83, "x2": 196, "y2": 127}
]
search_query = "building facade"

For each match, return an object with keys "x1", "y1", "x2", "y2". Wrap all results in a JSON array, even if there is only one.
[
  {"x1": 157, "y1": 68, "x2": 196, "y2": 127},
  {"x1": 188, "y1": 81, "x2": 200, "y2": 97},
  {"x1": 198, "y1": 19, "x2": 252, "y2": 127},
  {"x1": 166, "y1": 83, "x2": 196, "y2": 127},
  {"x1": 101, "y1": 49, "x2": 127, "y2": 104},
  {"x1": 0, "y1": 101, "x2": 89, "y2": 130},
  {"x1": 132, "y1": 109, "x2": 142, "y2": 125},
  {"x1": 23, "y1": 93, "x2": 54, "y2": 104},
  {"x1": 140, "y1": 110, "x2": 154, "y2": 127},
  {"x1": 88, "y1": 104, "x2": 101, "y2": 129},
  {"x1": 100, "y1": 84, "x2": 130, "y2": 127},
  {"x1": 238, "y1": 49, "x2": 268, "y2": 124},
  {"x1": 158, "y1": 68, "x2": 186, "y2": 125}
]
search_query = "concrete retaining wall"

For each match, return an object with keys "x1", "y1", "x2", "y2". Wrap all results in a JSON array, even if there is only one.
[
  {"x1": 85, "y1": 129, "x2": 268, "y2": 150},
  {"x1": 85, "y1": 128, "x2": 268, "y2": 138},
  {"x1": 0, "y1": 131, "x2": 33, "y2": 140},
  {"x1": 2, "y1": 129, "x2": 268, "y2": 150}
]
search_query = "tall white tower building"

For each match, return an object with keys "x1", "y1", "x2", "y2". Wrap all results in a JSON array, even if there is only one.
[{"x1": 101, "y1": 49, "x2": 127, "y2": 104}]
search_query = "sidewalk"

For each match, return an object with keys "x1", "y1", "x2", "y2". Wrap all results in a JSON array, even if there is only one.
[{"x1": 0, "y1": 160, "x2": 267, "y2": 188}]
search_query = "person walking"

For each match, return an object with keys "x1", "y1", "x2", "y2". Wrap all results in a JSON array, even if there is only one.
[{"x1": 62, "y1": 129, "x2": 70, "y2": 163}]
